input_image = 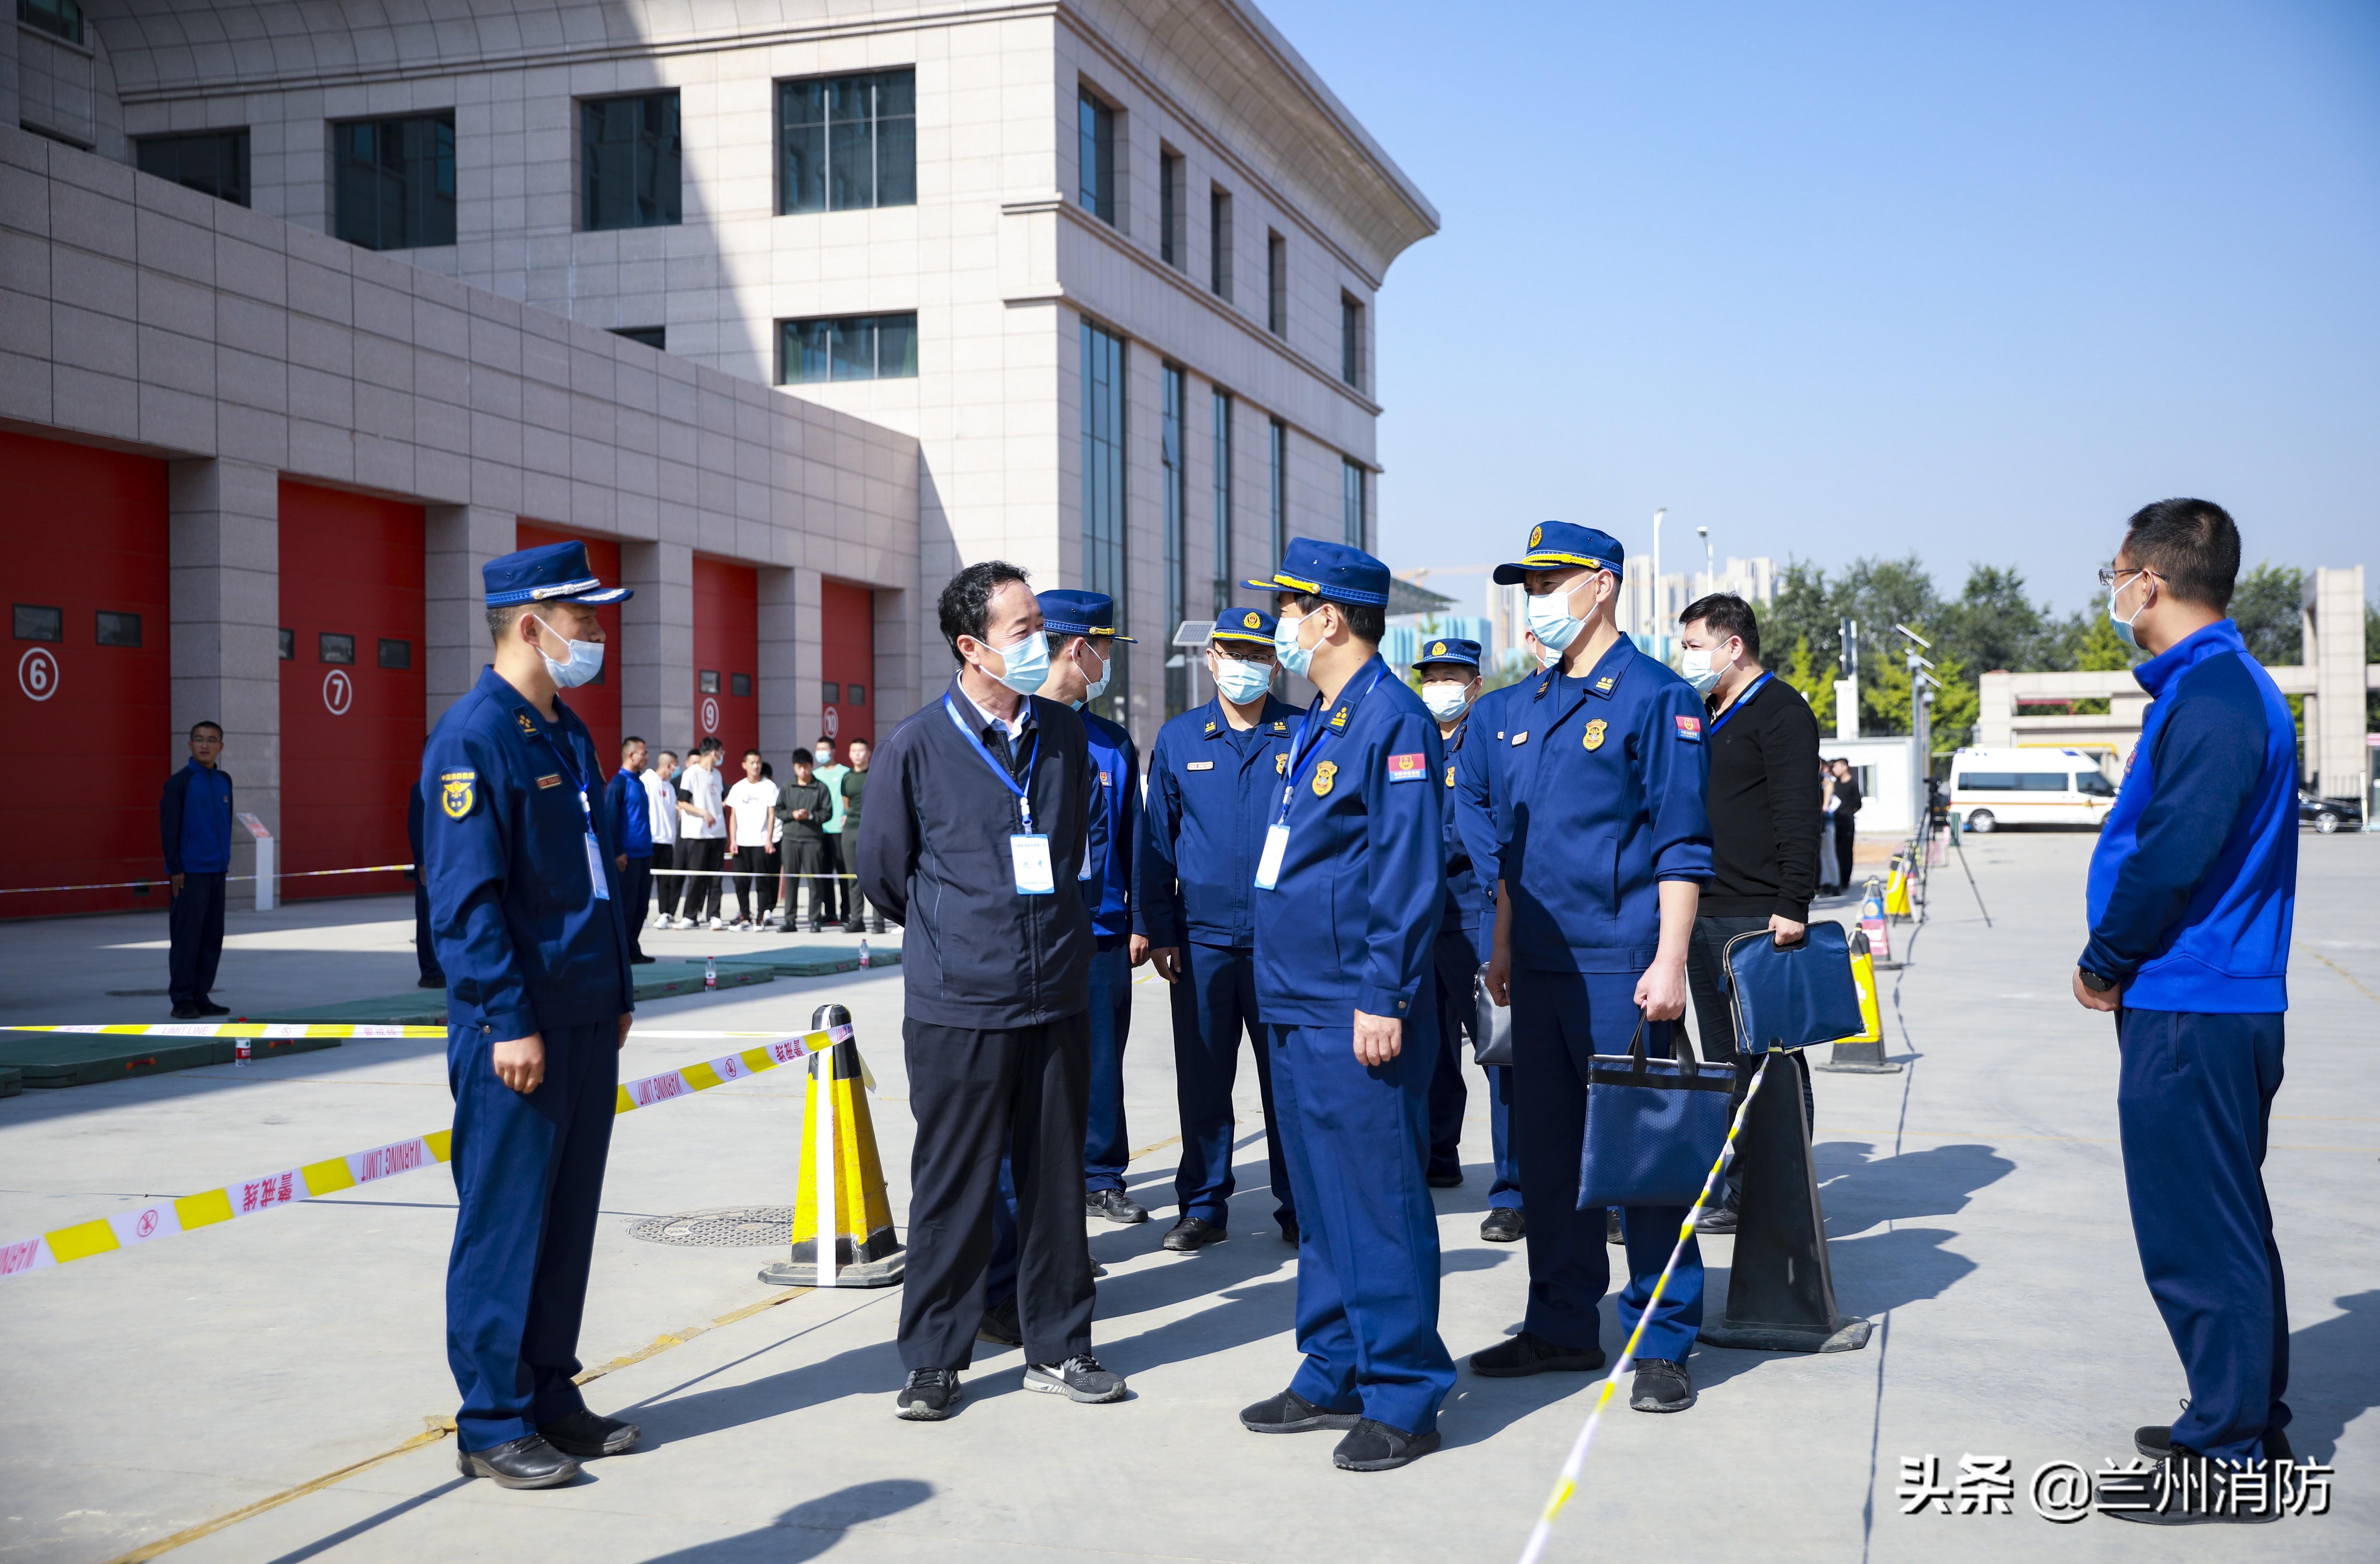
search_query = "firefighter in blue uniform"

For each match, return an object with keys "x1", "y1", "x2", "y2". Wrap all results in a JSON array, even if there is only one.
[
  {"x1": 1452, "y1": 638, "x2": 1545, "y2": 1242},
  {"x1": 422, "y1": 540, "x2": 640, "y2": 1490},
  {"x1": 1034, "y1": 589, "x2": 1146, "y2": 1222},
  {"x1": 1236, "y1": 539, "x2": 1455, "y2": 1472},
  {"x1": 1134, "y1": 607, "x2": 1302, "y2": 1250},
  {"x1": 1470, "y1": 522, "x2": 1715, "y2": 1416}
]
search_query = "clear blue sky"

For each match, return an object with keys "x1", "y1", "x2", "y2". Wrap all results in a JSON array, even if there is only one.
[{"x1": 1260, "y1": 0, "x2": 2380, "y2": 613}]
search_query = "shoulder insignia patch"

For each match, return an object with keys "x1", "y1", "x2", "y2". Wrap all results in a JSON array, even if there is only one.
[
  {"x1": 1272, "y1": 720, "x2": 1288, "y2": 732},
  {"x1": 1582, "y1": 718, "x2": 1608, "y2": 751},
  {"x1": 515, "y1": 711, "x2": 537, "y2": 736},
  {"x1": 1204, "y1": 720, "x2": 1217, "y2": 733},
  {"x1": 1511, "y1": 730, "x2": 1530, "y2": 746},
  {"x1": 1275, "y1": 752, "x2": 1289, "y2": 774},
  {"x1": 536, "y1": 773, "x2": 564, "y2": 789},
  {"x1": 1386, "y1": 752, "x2": 1427, "y2": 784},
  {"x1": 1674, "y1": 714, "x2": 1703, "y2": 742},
  {"x1": 1329, "y1": 707, "x2": 1349, "y2": 729},
  {"x1": 1597, "y1": 675, "x2": 1615, "y2": 691},
  {"x1": 1313, "y1": 760, "x2": 1338, "y2": 797},
  {"x1": 440, "y1": 771, "x2": 476, "y2": 819},
  {"x1": 1186, "y1": 760, "x2": 1216, "y2": 771}
]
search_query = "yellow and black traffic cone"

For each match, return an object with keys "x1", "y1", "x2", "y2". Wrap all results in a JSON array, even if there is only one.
[
  {"x1": 1817, "y1": 928, "x2": 1901, "y2": 1074},
  {"x1": 759, "y1": 1003, "x2": 904, "y2": 1288}
]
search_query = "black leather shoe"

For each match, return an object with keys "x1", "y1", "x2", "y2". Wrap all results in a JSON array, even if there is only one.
[
  {"x1": 196, "y1": 1001, "x2": 230, "y2": 1015},
  {"x1": 170, "y1": 1005, "x2": 204, "y2": 1020},
  {"x1": 976, "y1": 1296, "x2": 1022, "y2": 1348},
  {"x1": 1086, "y1": 1188, "x2": 1148, "y2": 1224},
  {"x1": 1426, "y1": 1168, "x2": 1464, "y2": 1188},
  {"x1": 1469, "y1": 1331, "x2": 1606, "y2": 1378},
  {"x1": 456, "y1": 1434, "x2": 581, "y2": 1488},
  {"x1": 1162, "y1": 1215, "x2": 1226, "y2": 1251},
  {"x1": 1630, "y1": 1358, "x2": 1695, "y2": 1412},
  {"x1": 1240, "y1": 1389, "x2": 1361, "y2": 1434},
  {"x1": 1696, "y1": 1203, "x2": 1739, "y2": 1234},
  {"x1": 629, "y1": 954, "x2": 657, "y2": 965},
  {"x1": 541, "y1": 1408, "x2": 639, "y2": 1458},
  {"x1": 1480, "y1": 1207, "x2": 1525, "y2": 1243},
  {"x1": 1333, "y1": 1418, "x2": 1441, "y2": 1471}
]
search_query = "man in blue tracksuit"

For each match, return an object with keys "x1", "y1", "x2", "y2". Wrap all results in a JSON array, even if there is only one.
[
  {"x1": 1451, "y1": 659, "x2": 1535, "y2": 1243},
  {"x1": 602, "y1": 736, "x2": 655, "y2": 964},
  {"x1": 1135, "y1": 607, "x2": 1302, "y2": 1250},
  {"x1": 160, "y1": 721, "x2": 235, "y2": 1019},
  {"x1": 1475, "y1": 522, "x2": 1715, "y2": 1416},
  {"x1": 2073, "y1": 500, "x2": 2300, "y2": 1520},
  {"x1": 422, "y1": 540, "x2": 639, "y2": 1490},
  {"x1": 1237, "y1": 539, "x2": 1454, "y2": 1473}
]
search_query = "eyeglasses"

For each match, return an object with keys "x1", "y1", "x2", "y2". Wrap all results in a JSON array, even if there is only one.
[{"x1": 2095, "y1": 566, "x2": 2162, "y2": 589}]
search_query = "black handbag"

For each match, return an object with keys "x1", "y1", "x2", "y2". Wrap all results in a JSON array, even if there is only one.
[
  {"x1": 1722, "y1": 922, "x2": 1865, "y2": 1054},
  {"x1": 1575, "y1": 1021, "x2": 1735, "y2": 1209},
  {"x1": 1471, "y1": 964, "x2": 1514, "y2": 1067}
]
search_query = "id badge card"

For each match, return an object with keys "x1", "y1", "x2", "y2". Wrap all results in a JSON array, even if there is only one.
[
  {"x1": 1009, "y1": 833, "x2": 1056, "y2": 896},
  {"x1": 1254, "y1": 823, "x2": 1290, "y2": 890},
  {"x1": 583, "y1": 831, "x2": 611, "y2": 899}
]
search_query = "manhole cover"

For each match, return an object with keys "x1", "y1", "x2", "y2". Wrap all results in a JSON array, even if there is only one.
[
  {"x1": 106, "y1": 988, "x2": 173, "y2": 997},
  {"x1": 628, "y1": 1206, "x2": 793, "y2": 1247}
]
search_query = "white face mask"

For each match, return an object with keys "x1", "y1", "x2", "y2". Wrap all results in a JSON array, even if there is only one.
[
  {"x1": 1679, "y1": 642, "x2": 1736, "y2": 696},
  {"x1": 530, "y1": 615, "x2": 605, "y2": 688},
  {"x1": 1274, "y1": 612, "x2": 1319, "y2": 679},
  {"x1": 1212, "y1": 652, "x2": 1275, "y2": 704},
  {"x1": 1421, "y1": 680, "x2": 1473, "y2": 722},
  {"x1": 1525, "y1": 576, "x2": 1592, "y2": 654},
  {"x1": 1081, "y1": 646, "x2": 1112, "y2": 704}
]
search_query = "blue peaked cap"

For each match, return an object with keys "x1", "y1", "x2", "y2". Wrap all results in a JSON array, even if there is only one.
[
  {"x1": 1412, "y1": 636, "x2": 1482, "y2": 673},
  {"x1": 1491, "y1": 521, "x2": 1626, "y2": 586},
  {"x1": 483, "y1": 540, "x2": 632, "y2": 606},
  {"x1": 1210, "y1": 606, "x2": 1278, "y2": 646},
  {"x1": 1245, "y1": 536, "x2": 1392, "y2": 608},
  {"x1": 1036, "y1": 588, "x2": 1136, "y2": 643}
]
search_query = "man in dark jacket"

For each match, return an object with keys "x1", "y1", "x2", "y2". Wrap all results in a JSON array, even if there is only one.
[
  {"x1": 1675, "y1": 595, "x2": 1822, "y2": 1228},
  {"x1": 160, "y1": 721, "x2": 235, "y2": 1018},
  {"x1": 773, "y1": 749, "x2": 834, "y2": 931},
  {"x1": 855, "y1": 559, "x2": 1123, "y2": 1422},
  {"x1": 602, "y1": 737, "x2": 655, "y2": 963}
]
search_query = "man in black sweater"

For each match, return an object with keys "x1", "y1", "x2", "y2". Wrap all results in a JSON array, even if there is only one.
[
  {"x1": 1675, "y1": 594, "x2": 1822, "y2": 1228},
  {"x1": 855, "y1": 560, "x2": 1123, "y2": 1421}
]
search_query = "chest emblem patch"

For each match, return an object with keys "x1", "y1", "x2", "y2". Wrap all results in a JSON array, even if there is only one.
[
  {"x1": 1275, "y1": 752, "x2": 1289, "y2": 774},
  {"x1": 440, "y1": 771, "x2": 476, "y2": 819},
  {"x1": 536, "y1": 773, "x2": 564, "y2": 789},
  {"x1": 1386, "y1": 752, "x2": 1427, "y2": 784},
  {"x1": 1511, "y1": 730, "x2": 1530, "y2": 747},
  {"x1": 1313, "y1": 760, "x2": 1338, "y2": 797},
  {"x1": 1582, "y1": 719, "x2": 1608, "y2": 751},
  {"x1": 1444, "y1": 764, "x2": 1457, "y2": 787},
  {"x1": 1186, "y1": 760, "x2": 1215, "y2": 772}
]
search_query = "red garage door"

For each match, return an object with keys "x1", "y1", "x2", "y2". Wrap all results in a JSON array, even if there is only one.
[
  {"x1": 280, "y1": 482, "x2": 423, "y2": 899},
  {"x1": 692, "y1": 556, "x2": 758, "y2": 763},
  {"x1": 0, "y1": 431, "x2": 169, "y2": 918},
  {"x1": 820, "y1": 579, "x2": 875, "y2": 747},
  {"x1": 515, "y1": 523, "x2": 622, "y2": 766}
]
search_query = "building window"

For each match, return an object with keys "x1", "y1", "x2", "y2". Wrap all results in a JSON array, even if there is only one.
[
  {"x1": 14, "y1": 604, "x2": 63, "y2": 641},
  {"x1": 778, "y1": 313, "x2": 918, "y2": 384},
  {"x1": 278, "y1": 629, "x2": 295, "y2": 660},
  {"x1": 1342, "y1": 459, "x2": 1366, "y2": 550},
  {"x1": 1159, "y1": 150, "x2": 1185, "y2": 270},
  {"x1": 699, "y1": 669, "x2": 720, "y2": 693},
  {"x1": 1340, "y1": 294, "x2": 1364, "y2": 388},
  {"x1": 1268, "y1": 420, "x2": 1287, "y2": 566},
  {"x1": 377, "y1": 637, "x2": 411, "y2": 670},
  {"x1": 1210, "y1": 189, "x2": 1233, "y2": 300},
  {"x1": 1080, "y1": 319, "x2": 1127, "y2": 720},
  {"x1": 319, "y1": 632, "x2": 355, "y2": 665},
  {"x1": 95, "y1": 611, "x2": 142, "y2": 648},
  {"x1": 1211, "y1": 391, "x2": 1233, "y2": 615},
  {"x1": 1161, "y1": 365, "x2": 1187, "y2": 716},
  {"x1": 847, "y1": 683, "x2": 866, "y2": 706},
  {"x1": 332, "y1": 115, "x2": 456, "y2": 251},
  {"x1": 135, "y1": 130, "x2": 250, "y2": 207},
  {"x1": 778, "y1": 70, "x2": 915, "y2": 214},
  {"x1": 1266, "y1": 232, "x2": 1287, "y2": 337},
  {"x1": 1077, "y1": 87, "x2": 1116, "y2": 226},
  {"x1": 581, "y1": 93, "x2": 680, "y2": 231},
  {"x1": 612, "y1": 326, "x2": 665, "y2": 350},
  {"x1": 823, "y1": 681, "x2": 842, "y2": 704},
  {"x1": 18, "y1": 0, "x2": 80, "y2": 44},
  {"x1": 731, "y1": 673, "x2": 752, "y2": 698}
]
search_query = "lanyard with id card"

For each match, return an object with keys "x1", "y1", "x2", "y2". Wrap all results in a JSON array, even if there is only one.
[
  {"x1": 943, "y1": 698, "x2": 1054, "y2": 895},
  {"x1": 1255, "y1": 667, "x2": 1386, "y2": 891},
  {"x1": 537, "y1": 726, "x2": 610, "y2": 901}
]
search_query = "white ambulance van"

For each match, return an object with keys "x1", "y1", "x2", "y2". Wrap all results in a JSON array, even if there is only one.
[{"x1": 1947, "y1": 747, "x2": 2118, "y2": 832}]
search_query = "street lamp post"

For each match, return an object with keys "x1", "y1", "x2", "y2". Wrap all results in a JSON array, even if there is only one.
[
  {"x1": 1650, "y1": 507, "x2": 1665, "y2": 637},
  {"x1": 1697, "y1": 525, "x2": 1712, "y2": 598}
]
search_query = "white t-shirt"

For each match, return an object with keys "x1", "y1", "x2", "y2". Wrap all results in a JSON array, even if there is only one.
[
  {"x1": 726, "y1": 777, "x2": 781, "y2": 848},
  {"x1": 642, "y1": 769, "x2": 679, "y2": 846},
  {"x1": 682, "y1": 762, "x2": 726, "y2": 840}
]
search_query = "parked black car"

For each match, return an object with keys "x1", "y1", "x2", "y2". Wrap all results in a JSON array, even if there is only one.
[{"x1": 2298, "y1": 790, "x2": 2364, "y2": 835}]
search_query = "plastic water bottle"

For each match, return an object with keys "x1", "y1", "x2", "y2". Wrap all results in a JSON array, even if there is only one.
[
  {"x1": 858, "y1": 938, "x2": 870, "y2": 968},
  {"x1": 704, "y1": 956, "x2": 717, "y2": 991},
  {"x1": 236, "y1": 1036, "x2": 251, "y2": 1067}
]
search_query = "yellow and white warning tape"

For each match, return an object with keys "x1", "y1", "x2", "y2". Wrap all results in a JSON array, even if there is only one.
[
  {"x1": 0, "y1": 1025, "x2": 852, "y2": 1283},
  {"x1": 1, "y1": 1022, "x2": 832, "y2": 1041},
  {"x1": 1515, "y1": 1054, "x2": 1773, "y2": 1564}
]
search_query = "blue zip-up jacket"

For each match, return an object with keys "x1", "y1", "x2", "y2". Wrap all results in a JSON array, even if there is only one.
[
  {"x1": 2082, "y1": 619, "x2": 2297, "y2": 1013},
  {"x1": 1451, "y1": 680, "x2": 1526, "y2": 963},
  {"x1": 1133, "y1": 694, "x2": 1300, "y2": 948},
  {"x1": 1079, "y1": 707, "x2": 1140, "y2": 940},
  {"x1": 1438, "y1": 709, "x2": 1480, "y2": 940},
  {"x1": 160, "y1": 761, "x2": 234, "y2": 875},
  {"x1": 604, "y1": 766, "x2": 653, "y2": 858}
]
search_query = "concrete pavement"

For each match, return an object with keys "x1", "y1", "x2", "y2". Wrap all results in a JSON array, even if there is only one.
[{"x1": 1, "y1": 832, "x2": 2374, "y2": 1561}]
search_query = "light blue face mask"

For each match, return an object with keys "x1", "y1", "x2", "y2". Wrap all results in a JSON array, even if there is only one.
[
  {"x1": 1525, "y1": 578, "x2": 1589, "y2": 654},
  {"x1": 531, "y1": 615, "x2": 606, "y2": 689},
  {"x1": 1274, "y1": 612, "x2": 1317, "y2": 679},
  {"x1": 2108, "y1": 586, "x2": 2145, "y2": 649},
  {"x1": 1213, "y1": 652, "x2": 1274, "y2": 704},
  {"x1": 989, "y1": 629, "x2": 1050, "y2": 696},
  {"x1": 1082, "y1": 645, "x2": 1111, "y2": 704}
]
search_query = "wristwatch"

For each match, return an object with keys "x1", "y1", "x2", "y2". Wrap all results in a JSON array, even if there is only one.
[{"x1": 2078, "y1": 968, "x2": 2116, "y2": 994}]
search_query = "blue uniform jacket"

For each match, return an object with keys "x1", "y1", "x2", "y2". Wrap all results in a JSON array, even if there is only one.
[
  {"x1": 1438, "y1": 710, "x2": 1481, "y2": 943},
  {"x1": 1502, "y1": 636, "x2": 1712, "y2": 974},
  {"x1": 2082, "y1": 619, "x2": 2297, "y2": 1013},
  {"x1": 1251, "y1": 654, "x2": 1446, "y2": 1025},
  {"x1": 160, "y1": 761, "x2": 234, "y2": 875},
  {"x1": 1080, "y1": 708, "x2": 1140, "y2": 940},
  {"x1": 1452, "y1": 680, "x2": 1528, "y2": 961},
  {"x1": 420, "y1": 668, "x2": 634, "y2": 1039},
  {"x1": 1133, "y1": 694, "x2": 1300, "y2": 949},
  {"x1": 604, "y1": 767, "x2": 653, "y2": 858}
]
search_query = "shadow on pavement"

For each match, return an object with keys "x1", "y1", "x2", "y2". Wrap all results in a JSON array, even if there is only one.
[
  {"x1": 259, "y1": 1478, "x2": 468, "y2": 1564},
  {"x1": 1813, "y1": 1140, "x2": 2016, "y2": 1237},
  {"x1": 635, "y1": 1479, "x2": 935, "y2": 1562},
  {"x1": 2284, "y1": 1290, "x2": 2380, "y2": 1462}
]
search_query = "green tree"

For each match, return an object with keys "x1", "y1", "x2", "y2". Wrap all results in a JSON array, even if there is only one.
[
  {"x1": 2228, "y1": 563, "x2": 2304, "y2": 666},
  {"x1": 1936, "y1": 564, "x2": 2058, "y2": 674},
  {"x1": 1762, "y1": 560, "x2": 1840, "y2": 675},
  {"x1": 1861, "y1": 622, "x2": 1974, "y2": 745},
  {"x1": 1777, "y1": 634, "x2": 1837, "y2": 707}
]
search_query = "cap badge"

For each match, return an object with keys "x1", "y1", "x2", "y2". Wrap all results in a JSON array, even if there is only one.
[
  {"x1": 1529, "y1": 524, "x2": 1544, "y2": 549},
  {"x1": 1431, "y1": 641, "x2": 1446, "y2": 656},
  {"x1": 1243, "y1": 611, "x2": 1260, "y2": 629}
]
